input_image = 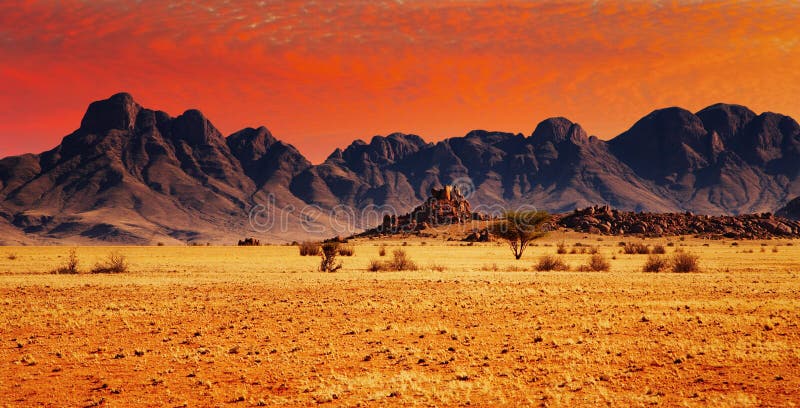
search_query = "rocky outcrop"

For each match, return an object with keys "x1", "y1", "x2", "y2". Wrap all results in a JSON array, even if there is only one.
[{"x1": 557, "y1": 205, "x2": 800, "y2": 239}]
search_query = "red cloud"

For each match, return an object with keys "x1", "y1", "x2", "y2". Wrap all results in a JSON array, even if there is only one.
[{"x1": 1, "y1": 0, "x2": 798, "y2": 162}]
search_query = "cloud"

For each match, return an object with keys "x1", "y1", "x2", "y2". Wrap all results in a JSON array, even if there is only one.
[{"x1": 0, "y1": 0, "x2": 798, "y2": 162}]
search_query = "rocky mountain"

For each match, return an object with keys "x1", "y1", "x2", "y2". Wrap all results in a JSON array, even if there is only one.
[
  {"x1": 777, "y1": 197, "x2": 800, "y2": 220},
  {"x1": 0, "y1": 93, "x2": 798, "y2": 244}
]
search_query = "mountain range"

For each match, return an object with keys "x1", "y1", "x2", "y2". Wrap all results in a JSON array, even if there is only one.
[{"x1": 0, "y1": 93, "x2": 798, "y2": 244}]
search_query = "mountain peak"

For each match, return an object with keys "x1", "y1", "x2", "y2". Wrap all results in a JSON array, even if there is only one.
[
  {"x1": 531, "y1": 117, "x2": 587, "y2": 144},
  {"x1": 171, "y1": 109, "x2": 224, "y2": 145},
  {"x1": 696, "y1": 103, "x2": 756, "y2": 141},
  {"x1": 79, "y1": 92, "x2": 141, "y2": 134}
]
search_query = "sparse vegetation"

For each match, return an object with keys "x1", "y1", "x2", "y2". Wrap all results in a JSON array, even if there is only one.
[
  {"x1": 489, "y1": 210, "x2": 550, "y2": 260},
  {"x1": 319, "y1": 243, "x2": 342, "y2": 272},
  {"x1": 671, "y1": 252, "x2": 700, "y2": 273},
  {"x1": 91, "y1": 251, "x2": 128, "y2": 274},
  {"x1": 368, "y1": 249, "x2": 418, "y2": 272},
  {"x1": 7, "y1": 252, "x2": 17, "y2": 260},
  {"x1": 0, "y1": 239, "x2": 796, "y2": 406},
  {"x1": 378, "y1": 245, "x2": 387, "y2": 257},
  {"x1": 52, "y1": 249, "x2": 80, "y2": 274},
  {"x1": 651, "y1": 244, "x2": 666, "y2": 254},
  {"x1": 299, "y1": 241, "x2": 321, "y2": 256},
  {"x1": 580, "y1": 253, "x2": 610, "y2": 272},
  {"x1": 536, "y1": 255, "x2": 569, "y2": 271},
  {"x1": 337, "y1": 244, "x2": 355, "y2": 256},
  {"x1": 643, "y1": 254, "x2": 669, "y2": 272},
  {"x1": 388, "y1": 249, "x2": 418, "y2": 271},
  {"x1": 623, "y1": 242, "x2": 650, "y2": 255},
  {"x1": 429, "y1": 263, "x2": 446, "y2": 272},
  {"x1": 556, "y1": 241, "x2": 567, "y2": 254}
]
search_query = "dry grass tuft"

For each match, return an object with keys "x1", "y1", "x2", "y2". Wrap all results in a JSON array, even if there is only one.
[
  {"x1": 580, "y1": 253, "x2": 610, "y2": 272},
  {"x1": 623, "y1": 242, "x2": 650, "y2": 255},
  {"x1": 52, "y1": 249, "x2": 80, "y2": 274},
  {"x1": 337, "y1": 245, "x2": 355, "y2": 257},
  {"x1": 643, "y1": 254, "x2": 669, "y2": 272},
  {"x1": 299, "y1": 241, "x2": 321, "y2": 256},
  {"x1": 535, "y1": 255, "x2": 570, "y2": 271},
  {"x1": 671, "y1": 252, "x2": 699, "y2": 273},
  {"x1": 368, "y1": 249, "x2": 418, "y2": 272},
  {"x1": 91, "y1": 252, "x2": 128, "y2": 274}
]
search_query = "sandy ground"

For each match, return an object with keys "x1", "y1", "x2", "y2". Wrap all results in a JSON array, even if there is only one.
[{"x1": 1, "y1": 235, "x2": 799, "y2": 407}]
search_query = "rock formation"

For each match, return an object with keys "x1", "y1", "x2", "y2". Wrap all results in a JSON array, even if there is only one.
[{"x1": 556, "y1": 205, "x2": 800, "y2": 239}]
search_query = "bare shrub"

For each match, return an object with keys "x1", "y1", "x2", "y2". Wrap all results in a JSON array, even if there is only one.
[
  {"x1": 53, "y1": 249, "x2": 80, "y2": 274},
  {"x1": 338, "y1": 245, "x2": 355, "y2": 256},
  {"x1": 7, "y1": 252, "x2": 18, "y2": 260},
  {"x1": 671, "y1": 252, "x2": 699, "y2": 273},
  {"x1": 388, "y1": 249, "x2": 418, "y2": 271},
  {"x1": 299, "y1": 241, "x2": 321, "y2": 256},
  {"x1": 429, "y1": 263, "x2": 447, "y2": 272},
  {"x1": 643, "y1": 254, "x2": 669, "y2": 272},
  {"x1": 378, "y1": 245, "x2": 387, "y2": 257},
  {"x1": 556, "y1": 241, "x2": 567, "y2": 254},
  {"x1": 651, "y1": 244, "x2": 666, "y2": 254},
  {"x1": 623, "y1": 242, "x2": 650, "y2": 255},
  {"x1": 367, "y1": 259, "x2": 383, "y2": 272},
  {"x1": 588, "y1": 246, "x2": 599, "y2": 254},
  {"x1": 368, "y1": 249, "x2": 418, "y2": 272},
  {"x1": 319, "y1": 243, "x2": 342, "y2": 272},
  {"x1": 536, "y1": 255, "x2": 569, "y2": 272},
  {"x1": 580, "y1": 253, "x2": 610, "y2": 272},
  {"x1": 92, "y1": 251, "x2": 128, "y2": 274}
]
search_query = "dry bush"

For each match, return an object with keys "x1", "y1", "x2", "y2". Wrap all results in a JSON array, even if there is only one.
[
  {"x1": 556, "y1": 242, "x2": 567, "y2": 254},
  {"x1": 367, "y1": 249, "x2": 418, "y2": 272},
  {"x1": 429, "y1": 263, "x2": 447, "y2": 272},
  {"x1": 536, "y1": 255, "x2": 569, "y2": 271},
  {"x1": 772, "y1": 246, "x2": 779, "y2": 253},
  {"x1": 319, "y1": 243, "x2": 342, "y2": 272},
  {"x1": 378, "y1": 245, "x2": 387, "y2": 257},
  {"x1": 91, "y1": 251, "x2": 128, "y2": 274},
  {"x1": 651, "y1": 245, "x2": 666, "y2": 254},
  {"x1": 623, "y1": 242, "x2": 650, "y2": 255},
  {"x1": 338, "y1": 245, "x2": 355, "y2": 256},
  {"x1": 588, "y1": 246, "x2": 599, "y2": 254},
  {"x1": 53, "y1": 249, "x2": 80, "y2": 274},
  {"x1": 388, "y1": 249, "x2": 417, "y2": 271},
  {"x1": 672, "y1": 252, "x2": 699, "y2": 273},
  {"x1": 299, "y1": 241, "x2": 321, "y2": 256},
  {"x1": 580, "y1": 253, "x2": 610, "y2": 272},
  {"x1": 480, "y1": 264, "x2": 500, "y2": 272},
  {"x1": 643, "y1": 254, "x2": 669, "y2": 272},
  {"x1": 367, "y1": 259, "x2": 383, "y2": 272},
  {"x1": 7, "y1": 252, "x2": 18, "y2": 260}
]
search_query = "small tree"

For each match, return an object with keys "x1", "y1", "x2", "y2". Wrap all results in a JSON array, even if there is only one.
[
  {"x1": 320, "y1": 242, "x2": 342, "y2": 272},
  {"x1": 490, "y1": 211, "x2": 550, "y2": 260}
]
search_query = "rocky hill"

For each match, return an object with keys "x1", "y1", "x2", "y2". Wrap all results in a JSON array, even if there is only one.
[{"x1": 0, "y1": 93, "x2": 798, "y2": 244}]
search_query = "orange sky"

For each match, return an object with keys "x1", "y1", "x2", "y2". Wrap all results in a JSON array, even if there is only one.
[{"x1": 1, "y1": 0, "x2": 798, "y2": 163}]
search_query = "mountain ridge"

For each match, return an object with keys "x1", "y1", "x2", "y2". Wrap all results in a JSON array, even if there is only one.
[{"x1": 1, "y1": 93, "x2": 798, "y2": 244}]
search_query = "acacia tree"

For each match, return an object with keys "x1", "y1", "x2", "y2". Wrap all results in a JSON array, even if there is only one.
[{"x1": 490, "y1": 210, "x2": 550, "y2": 260}]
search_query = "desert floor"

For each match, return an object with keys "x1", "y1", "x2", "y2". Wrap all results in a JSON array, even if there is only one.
[{"x1": 1, "y1": 234, "x2": 799, "y2": 407}]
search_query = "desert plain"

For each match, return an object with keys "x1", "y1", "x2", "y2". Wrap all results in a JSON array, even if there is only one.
[{"x1": 1, "y1": 234, "x2": 799, "y2": 407}]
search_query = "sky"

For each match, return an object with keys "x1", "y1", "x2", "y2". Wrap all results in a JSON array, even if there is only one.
[{"x1": 0, "y1": 0, "x2": 798, "y2": 163}]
